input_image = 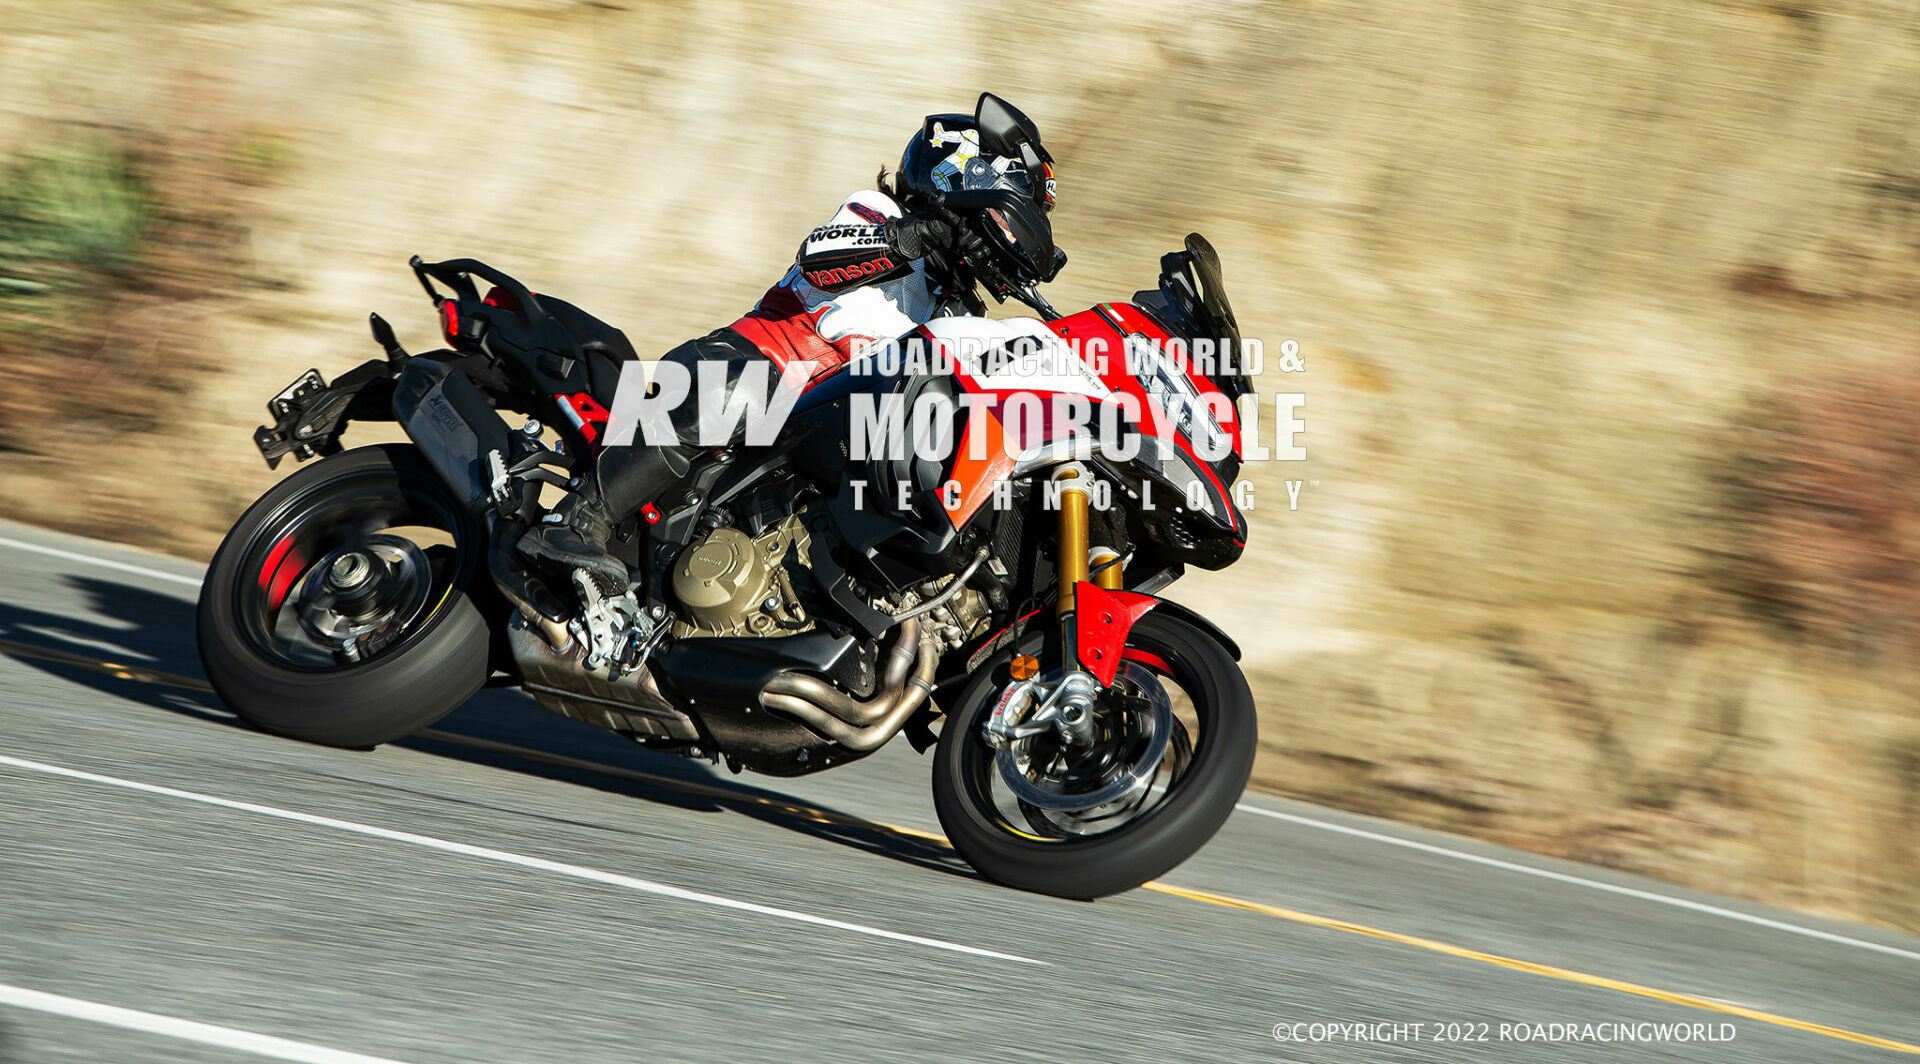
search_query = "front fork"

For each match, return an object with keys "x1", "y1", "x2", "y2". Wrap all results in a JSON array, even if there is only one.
[
  {"x1": 1052, "y1": 462, "x2": 1127, "y2": 606},
  {"x1": 1048, "y1": 463, "x2": 1102, "y2": 744},
  {"x1": 1054, "y1": 463, "x2": 1146, "y2": 679},
  {"x1": 985, "y1": 464, "x2": 1145, "y2": 750}
]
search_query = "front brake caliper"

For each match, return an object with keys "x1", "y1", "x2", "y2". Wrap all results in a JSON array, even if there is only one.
[
  {"x1": 983, "y1": 679, "x2": 1039, "y2": 749},
  {"x1": 983, "y1": 671, "x2": 1103, "y2": 748}
]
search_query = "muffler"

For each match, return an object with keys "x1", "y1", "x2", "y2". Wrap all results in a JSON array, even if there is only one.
[
  {"x1": 393, "y1": 357, "x2": 576, "y2": 648},
  {"x1": 391, "y1": 357, "x2": 514, "y2": 516},
  {"x1": 506, "y1": 614, "x2": 700, "y2": 743}
]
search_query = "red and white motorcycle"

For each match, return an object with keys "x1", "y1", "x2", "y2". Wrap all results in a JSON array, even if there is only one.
[{"x1": 200, "y1": 207, "x2": 1258, "y2": 896}]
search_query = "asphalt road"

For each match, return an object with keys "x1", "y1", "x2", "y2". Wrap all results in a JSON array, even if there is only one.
[{"x1": 2, "y1": 514, "x2": 1917, "y2": 1063}]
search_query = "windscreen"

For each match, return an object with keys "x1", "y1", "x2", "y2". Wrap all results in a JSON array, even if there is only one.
[{"x1": 1182, "y1": 233, "x2": 1241, "y2": 350}]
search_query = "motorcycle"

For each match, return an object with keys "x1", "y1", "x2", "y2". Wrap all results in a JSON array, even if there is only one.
[{"x1": 198, "y1": 217, "x2": 1258, "y2": 898}]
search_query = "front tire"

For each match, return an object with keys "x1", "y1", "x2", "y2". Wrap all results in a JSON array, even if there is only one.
[
  {"x1": 932, "y1": 610, "x2": 1256, "y2": 898},
  {"x1": 197, "y1": 444, "x2": 491, "y2": 747}
]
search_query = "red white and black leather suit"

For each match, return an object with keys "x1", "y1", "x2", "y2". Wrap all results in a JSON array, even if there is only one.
[
  {"x1": 524, "y1": 189, "x2": 979, "y2": 586},
  {"x1": 519, "y1": 91, "x2": 1057, "y2": 586},
  {"x1": 728, "y1": 188, "x2": 961, "y2": 386}
]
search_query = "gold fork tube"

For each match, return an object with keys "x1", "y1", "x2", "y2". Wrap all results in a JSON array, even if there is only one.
[
  {"x1": 1090, "y1": 546, "x2": 1124, "y2": 591},
  {"x1": 1054, "y1": 465, "x2": 1090, "y2": 616}
]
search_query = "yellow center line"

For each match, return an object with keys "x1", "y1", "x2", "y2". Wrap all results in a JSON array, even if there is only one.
[
  {"x1": 1144, "y1": 882, "x2": 1920, "y2": 1055},
  {"x1": 0, "y1": 638, "x2": 215, "y2": 693},
  {"x1": 5, "y1": 637, "x2": 1917, "y2": 1055}
]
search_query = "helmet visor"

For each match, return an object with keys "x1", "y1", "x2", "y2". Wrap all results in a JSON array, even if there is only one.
[{"x1": 928, "y1": 125, "x2": 1051, "y2": 212}]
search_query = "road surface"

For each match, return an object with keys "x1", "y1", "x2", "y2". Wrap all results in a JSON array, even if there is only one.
[{"x1": 1, "y1": 516, "x2": 1916, "y2": 1063}]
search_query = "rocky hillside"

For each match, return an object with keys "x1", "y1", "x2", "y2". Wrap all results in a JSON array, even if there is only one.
[{"x1": 3, "y1": 0, "x2": 1917, "y2": 930}]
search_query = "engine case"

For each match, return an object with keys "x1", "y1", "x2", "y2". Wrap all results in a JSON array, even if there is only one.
[{"x1": 671, "y1": 513, "x2": 814, "y2": 637}]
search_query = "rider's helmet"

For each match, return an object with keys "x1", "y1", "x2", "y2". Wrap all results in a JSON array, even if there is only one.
[{"x1": 897, "y1": 93, "x2": 1063, "y2": 284}]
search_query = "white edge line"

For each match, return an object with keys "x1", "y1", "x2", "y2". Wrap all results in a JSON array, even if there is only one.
[
  {"x1": 0, "y1": 535, "x2": 204, "y2": 588},
  {"x1": 422, "y1": 730, "x2": 1920, "y2": 969},
  {"x1": 2, "y1": 532, "x2": 1909, "y2": 966},
  {"x1": 1233, "y1": 801, "x2": 1920, "y2": 964},
  {"x1": 0, "y1": 983, "x2": 410, "y2": 1064},
  {"x1": 0, "y1": 753, "x2": 1045, "y2": 967}
]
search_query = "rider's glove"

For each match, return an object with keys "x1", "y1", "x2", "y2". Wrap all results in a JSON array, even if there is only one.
[
  {"x1": 886, "y1": 209, "x2": 995, "y2": 281},
  {"x1": 947, "y1": 217, "x2": 994, "y2": 272},
  {"x1": 884, "y1": 213, "x2": 957, "y2": 262}
]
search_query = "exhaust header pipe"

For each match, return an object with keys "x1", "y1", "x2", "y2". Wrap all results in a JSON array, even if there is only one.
[{"x1": 759, "y1": 619, "x2": 938, "y2": 751}]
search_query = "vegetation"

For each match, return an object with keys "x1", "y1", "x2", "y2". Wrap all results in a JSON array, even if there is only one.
[
  {"x1": 0, "y1": 140, "x2": 150, "y2": 321},
  {"x1": 0, "y1": 128, "x2": 253, "y2": 454}
]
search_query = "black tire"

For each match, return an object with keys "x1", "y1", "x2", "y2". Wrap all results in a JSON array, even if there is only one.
[
  {"x1": 197, "y1": 444, "x2": 491, "y2": 747},
  {"x1": 932, "y1": 610, "x2": 1257, "y2": 899}
]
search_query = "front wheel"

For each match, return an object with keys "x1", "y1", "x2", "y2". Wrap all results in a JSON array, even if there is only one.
[
  {"x1": 932, "y1": 609, "x2": 1256, "y2": 898},
  {"x1": 197, "y1": 444, "x2": 492, "y2": 747}
]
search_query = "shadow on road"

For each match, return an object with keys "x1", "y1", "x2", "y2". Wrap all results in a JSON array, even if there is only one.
[{"x1": 0, "y1": 573, "x2": 973, "y2": 881}]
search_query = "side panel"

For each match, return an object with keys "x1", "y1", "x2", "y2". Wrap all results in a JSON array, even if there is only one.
[
  {"x1": 917, "y1": 315, "x2": 1103, "y2": 530},
  {"x1": 916, "y1": 306, "x2": 1248, "y2": 548},
  {"x1": 946, "y1": 405, "x2": 1016, "y2": 529},
  {"x1": 1064, "y1": 305, "x2": 1246, "y2": 549},
  {"x1": 1067, "y1": 303, "x2": 1244, "y2": 460}
]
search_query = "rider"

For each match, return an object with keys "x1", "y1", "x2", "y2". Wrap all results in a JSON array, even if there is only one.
[{"x1": 518, "y1": 93, "x2": 1059, "y2": 588}]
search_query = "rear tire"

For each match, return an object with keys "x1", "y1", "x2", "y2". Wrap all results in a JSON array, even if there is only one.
[
  {"x1": 197, "y1": 444, "x2": 490, "y2": 747},
  {"x1": 932, "y1": 610, "x2": 1256, "y2": 898}
]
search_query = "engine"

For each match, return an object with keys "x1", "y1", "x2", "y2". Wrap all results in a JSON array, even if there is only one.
[
  {"x1": 668, "y1": 496, "x2": 991, "y2": 653},
  {"x1": 669, "y1": 513, "x2": 815, "y2": 637}
]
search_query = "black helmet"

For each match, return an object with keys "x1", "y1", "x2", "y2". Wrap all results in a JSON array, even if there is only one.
[
  {"x1": 898, "y1": 93, "x2": 1062, "y2": 284},
  {"x1": 898, "y1": 92, "x2": 1056, "y2": 212}
]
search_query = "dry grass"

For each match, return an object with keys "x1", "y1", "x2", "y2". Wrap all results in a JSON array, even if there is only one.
[
  {"x1": 0, "y1": 68, "x2": 282, "y2": 544},
  {"x1": 1723, "y1": 367, "x2": 1920, "y2": 658},
  {"x1": 2, "y1": 0, "x2": 1919, "y2": 930}
]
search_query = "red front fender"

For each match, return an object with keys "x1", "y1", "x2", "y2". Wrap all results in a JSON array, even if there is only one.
[{"x1": 1072, "y1": 582, "x2": 1160, "y2": 686}]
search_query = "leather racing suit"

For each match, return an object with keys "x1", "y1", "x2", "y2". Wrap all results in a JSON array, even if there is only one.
[{"x1": 521, "y1": 188, "x2": 976, "y2": 586}]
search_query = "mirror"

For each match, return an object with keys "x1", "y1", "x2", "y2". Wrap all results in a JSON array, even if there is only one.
[{"x1": 974, "y1": 93, "x2": 1048, "y2": 162}]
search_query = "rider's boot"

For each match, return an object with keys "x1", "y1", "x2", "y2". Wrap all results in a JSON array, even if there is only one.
[
  {"x1": 518, "y1": 491, "x2": 626, "y2": 591},
  {"x1": 516, "y1": 443, "x2": 693, "y2": 591}
]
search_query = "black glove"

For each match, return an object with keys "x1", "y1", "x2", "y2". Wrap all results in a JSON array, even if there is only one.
[
  {"x1": 947, "y1": 214, "x2": 994, "y2": 271},
  {"x1": 884, "y1": 212, "x2": 956, "y2": 262},
  {"x1": 886, "y1": 209, "x2": 996, "y2": 283}
]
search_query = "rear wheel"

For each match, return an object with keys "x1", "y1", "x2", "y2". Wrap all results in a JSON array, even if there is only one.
[
  {"x1": 932, "y1": 610, "x2": 1256, "y2": 898},
  {"x1": 196, "y1": 444, "x2": 491, "y2": 747}
]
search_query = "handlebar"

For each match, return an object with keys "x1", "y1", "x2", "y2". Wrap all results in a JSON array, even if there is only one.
[{"x1": 961, "y1": 250, "x2": 1059, "y2": 320}]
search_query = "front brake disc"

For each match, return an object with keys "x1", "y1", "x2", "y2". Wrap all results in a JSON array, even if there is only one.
[{"x1": 995, "y1": 662, "x2": 1172, "y2": 813}]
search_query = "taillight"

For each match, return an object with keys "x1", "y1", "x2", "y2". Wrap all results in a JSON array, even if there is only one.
[{"x1": 439, "y1": 300, "x2": 459, "y2": 341}]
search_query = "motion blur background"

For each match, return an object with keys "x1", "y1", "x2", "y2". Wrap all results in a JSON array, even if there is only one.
[{"x1": 2, "y1": 0, "x2": 1915, "y2": 933}]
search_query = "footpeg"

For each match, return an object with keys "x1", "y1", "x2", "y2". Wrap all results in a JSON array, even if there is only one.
[{"x1": 568, "y1": 569, "x2": 664, "y2": 677}]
